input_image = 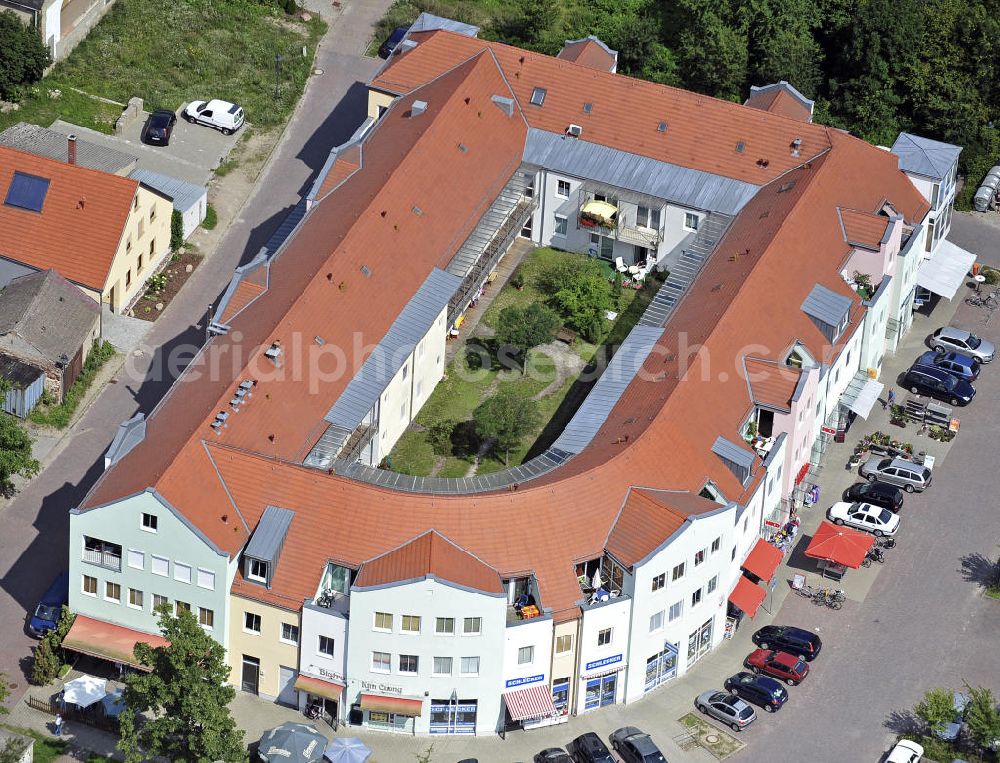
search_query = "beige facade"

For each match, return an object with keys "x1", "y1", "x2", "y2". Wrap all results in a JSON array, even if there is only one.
[
  {"x1": 367, "y1": 89, "x2": 396, "y2": 121},
  {"x1": 549, "y1": 619, "x2": 579, "y2": 716},
  {"x1": 103, "y1": 185, "x2": 173, "y2": 312},
  {"x1": 228, "y1": 595, "x2": 302, "y2": 704}
]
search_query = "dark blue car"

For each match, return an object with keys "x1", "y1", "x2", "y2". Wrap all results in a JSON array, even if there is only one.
[
  {"x1": 902, "y1": 363, "x2": 975, "y2": 406},
  {"x1": 724, "y1": 671, "x2": 788, "y2": 712},
  {"x1": 916, "y1": 350, "x2": 980, "y2": 382},
  {"x1": 378, "y1": 26, "x2": 410, "y2": 58},
  {"x1": 28, "y1": 571, "x2": 68, "y2": 637}
]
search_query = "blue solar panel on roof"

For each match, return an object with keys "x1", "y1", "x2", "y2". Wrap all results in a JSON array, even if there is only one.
[{"x1": 4, "y1": 172, "x2": 50, "y2": 212}]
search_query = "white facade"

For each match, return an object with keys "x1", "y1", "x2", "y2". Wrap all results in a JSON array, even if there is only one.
[
  {"x1": 576, "y1": 596, "x2": 631, "y2": 713},
  {"x1": 298, "y1": 602, "x2": 350, "y2": 713},
  {"x1": 502, "y1": 616, "x2": 554, "y2": 696},
  {"x1": 345, "y1": 578, "x2": 506, "y2": 735}
]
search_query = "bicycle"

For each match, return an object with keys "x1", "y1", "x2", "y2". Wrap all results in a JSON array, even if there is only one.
[
  {"x1": 813, "y1": 588, "x2": 845, "y2": 609},
  {"x1": 965, "y1": 293, "x2": 998, "y2": 309},
  {"x1": 794, "y1": 584, "x2": 820, "y2": 600},
  {"x1": 861, "y1": 547, "x2": 885, "y2": 567}
]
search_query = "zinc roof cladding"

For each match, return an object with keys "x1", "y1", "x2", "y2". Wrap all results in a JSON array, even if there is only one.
[
  {"x1": 244, "y1": 505, "x2": 295, "y2": 564},
  {"x1": 0, "y1": 268, "x2": 100, "y2": 362},
  {"x1": 0, "y1": 146, "x2": 137, "y2": 291},
  {"x1": 127, "y1": 169, "x2": 205, "y2": 213},
  {"x1": 354, "y1": 529, "x2": 504, "y2": 593},
  {"x1": 839, "y1": 208, "x2": 889, "y2": 250},
  {"x1": 743, "y1": 357, "x2": 800, "y2": 411},
  {"x1": 0, "y1": 122, "x2": 137, "y2": 175},
  {"x1": 744, "y1": 83, "x2": 814, "y2": 123},
  {"x1": 522, "y1": 129, "x2": 758, "y2": 215},
  {"x1": 801, "y1": 283, "x2": 853, "y2": 329},
  {"x1": 555, "y1": 37, "x2": 618, "y2": 72},
  {"x1": 322, "y1": 268, "x2": 461, "y2": 433},
  {"x1": 605, "y1": 488, "x2": 720, "y2": 568},
  {"x1": 82, "y1": 51, "x2": 528, "y2": 514},
  {"x1": 890, "y1": 132, "x2": 962, "y2": 180},
  {"x1": 372, "y1": 30, "x2": 832, "y2": 185}
]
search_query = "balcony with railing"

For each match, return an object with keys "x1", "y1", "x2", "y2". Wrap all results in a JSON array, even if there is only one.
[
  {"x1": 82, "y1": 537, "x2": 122, "y2": 572},
  {"x1": 577, "y1": 191, "x2": 664, "y2": 249}
]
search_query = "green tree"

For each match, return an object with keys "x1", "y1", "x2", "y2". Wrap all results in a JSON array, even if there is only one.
[
  {"x1": 550, "y1": 274, "x2": 613, "y2": 343},
  {"x1": 427, "y1": 419, "x2": 457, "y2": 457},
  {"x1": 0, "y1": 406, "x2": 39, "y2": 497},
  {"x1": 673, "y1": 0, "x2": 748, "y2": 99},
  {"x1": 0, "y1": 738, "x2": 28, "y2": 763},
  {"x1": 0, "y1": 10, "x2": 50, "y2": 100},
  {"x1": 473, "y1": 387, "x2": 540, "y2": 465},
  {"x1": 493, "y1": 0, "x2": 559, "y2": 48},
  {"x1": 31, "y1": 606, "x2": 74, "y2": 685},
  {"x1": 0, "y1": 669, "x2": 9, "y2": 711},
  {"x1": 914, "y1": 687, "x2": 958, "y2": 736},
  {"x1": 119, "y1": 605, "x2": 245, "y2": 763},
  {"x1": 743, "y1": 0, "x2": 823, "y2": 96},
  {"x1": 170, "y1": 209, "x2": 184, "y2": 251},
  {"x1": 495, "y1": 302, "x2": 560, "y2": 372},
  {"x1": 964, "y1": 685, "x2": 1000, "y2": 753}
]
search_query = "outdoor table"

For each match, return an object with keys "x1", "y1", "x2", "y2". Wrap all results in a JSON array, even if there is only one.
[
  {"x1": 817, "y1": 559, "x2": 847, "y2": 581},
  {"x1": 628, "y1": 265, "x2": 640, "y2": 275}
]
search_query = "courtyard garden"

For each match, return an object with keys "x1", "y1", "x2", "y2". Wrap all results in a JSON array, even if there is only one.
[{"x1": 387, "y1": 247, "x2": 662, "y2": 477}]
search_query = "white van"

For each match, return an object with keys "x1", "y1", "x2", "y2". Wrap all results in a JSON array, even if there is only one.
[{"x1": 183, "y1": 99, "x2": 245, "y2": 135}]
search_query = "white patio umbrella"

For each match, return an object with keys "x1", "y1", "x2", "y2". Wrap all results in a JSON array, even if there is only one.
[
  {"x1": 62, "y1": 675, "x2": 107, "y2": 709},
  {"x1": 591, "y1": 568, "x2": 603, "y2": 590},
  {"x1": 323, "y1": 737, "x2": 371, "y2": 763}
]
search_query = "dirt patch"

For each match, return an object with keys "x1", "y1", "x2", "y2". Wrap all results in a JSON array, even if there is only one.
[
  {"x1": 678, "y1": 713, "x2": 746, "y2": 759},
  {"x1": 129, "y1": 249, "x2": 203, "y2": 321},
  {"x1": 529, "y1": 342, "x2": 586, "y2": 401}
]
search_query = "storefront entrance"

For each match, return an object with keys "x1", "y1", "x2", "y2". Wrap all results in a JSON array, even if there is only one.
[
  {"x1": 644, "y1": 642, "x2": 678, "y2": 692},
  {"x1": 429, "y1": 699, "x2": 477, "y2": 734},
  {"x1": 687, "y1": 619, "x2": 714, "y2": 667},
  {"x1": 584, "y1": 672, "x2": 618, "y2": 710},
  {"x1": 241, "y1": 655, "x2": 260, "y2": 695}
]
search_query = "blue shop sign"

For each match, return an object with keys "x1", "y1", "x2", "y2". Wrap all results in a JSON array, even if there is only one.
[
  {"x1": 505, "y1": 674, "x2": 545, "y2": 688},
  {"x1": 585, "y1": 654, "x2": 622, "y2": 672}
]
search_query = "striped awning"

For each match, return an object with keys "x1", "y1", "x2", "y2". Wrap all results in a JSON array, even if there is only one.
[
  {"x1": 503, "y1": 683, "x2": 557, "y2": 721},
  {"x1": 360, "y1": 693, "x2": 423, "y2": 716},
  {"x1": 293, "y1": 674, "x2": 344, "y2": 701}
]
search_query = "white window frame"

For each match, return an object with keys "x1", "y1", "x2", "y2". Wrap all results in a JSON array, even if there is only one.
[
  {"x1": 672, "y1": 563, "x2": 685, "y2": 581},
  {"x1": 127, "y1": 549, "x2": 144, "y2": 570},
  {"x1": 246, "y1": 558, "x2": 268, "y2": 583},
  {"x1": 554, "y1": 214, "x2": 568, "y2": 236},
  {"x1": 556, "y1": 179, "x2": 571, "y2": 198},
  {"x1": 460, "y1": 656, "x2": 480, "y2": 676},
  {"x1": 104, "y1": 581, "x2": 121, "y2": 603},
  {"x1": 398, "y1": 654, "x2": 419, "y2": 674},
  {"x1": 649, "y1": 610, "x2": 664, "y2": 633},
  {"x1": 127, "y1": 587, "x2": 143, "y2": 610},
  {"x1": 280, "y1": 622, "x2": 299, "y2": 645},
  {"x1": 708, "y1": 575, "x2": 718, "y2": 594},
  {"x1": 318, "y1": 635, "x2": 335, "y2": 657},
  {"x1": 463, "y1": 617, "x2": 481, "y2": 635},
  {"x1": 199, "y1": 607, "x2": 214, "y2": 629},
  {"x1": 371, "y1": 651, "x2": 391, "y2": 673},
  {"x1": 140, "y1": 513, "x2": 158, "y2": 532},
  {"x1": 432, "y1": 656, "x2": 453, "y2": 676},
  {"x1": 435, "y1": 617, "x2": 455, "y2": 635},
  {"x1": 243, "y1": 612, "x2": 261, "y2": 635},
  {"x1": 651, "y1": 573, "x2": 665, "y2": 592},
  {"x1": 401, "y1": 614, "x2": 421, "y2": 634},
  {"x1": 684, "y1": 212, "x2": 700, "y2": 231},
  {"x1": 151, "y1": 555, "x2": 169, "y2": 577},
  {"x1": 517, "y1": 645, "x2": 534, "y2": 665},
  {"x1": 691, "y1": 587, "x2": 703, "y2": 607},
  {"x1": 668, "y1": 600, "x2": 683, "y2": 621},
  {"x1": 555, "y1": 634, "x2": 572, "y2": 653},
  {"x1": 197, "y1": 568, "x2": 215, "y2": 590},
  {"x1": 373, "y1": 612, "x2": 393, "y2": 632},
  {"x1": 174, "y1": 562, "x2": 192, "y2": 584},
  {"x1": 152, "y1": 593, "x2": 168, "y2": 610},
  {"x1": 597, "y1": 628, "x2": 612, "y2": 647}
]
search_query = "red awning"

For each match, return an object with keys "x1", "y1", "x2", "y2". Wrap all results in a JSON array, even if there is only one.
[
  {"x1": 804, "y1": 520, "x2": 875, "y2": 569},
  {"x1": 504, "y1": 683, "x2": 557, "y2": 721},
  {"x1": 294, "y1": 674, "x2": 344, "y2": 701},
  {"x1": 728, "y1": 576, "x2": 767, "y2": 618},
  {"x1": 742, "y1": 539, "x2": 783, "y2": 581},
  {"x1": 62, "y1": 614, "x2": 169, "y2": 670},
  {"x1": 360, "y1": 693, "x2": 423, "y2": 716},
  {"x1": 794, "y1": 462, "x2": 810, "y2": 486}
]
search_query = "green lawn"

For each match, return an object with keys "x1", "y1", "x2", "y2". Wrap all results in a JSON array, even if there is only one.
[
  {"x1": 0, "y1": 0, "x2": 326, "y2": 135},
  {"x1": 1, "y1": 725, "x2": 114, "y2": 763},
  {"x1": 388, "y1": 247, "x2": 658, "y2": 476}
]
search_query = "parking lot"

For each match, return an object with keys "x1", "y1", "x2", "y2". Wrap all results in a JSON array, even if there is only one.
[{"x1": 47, "y1": 105, "x2": 242, "y2": 186}]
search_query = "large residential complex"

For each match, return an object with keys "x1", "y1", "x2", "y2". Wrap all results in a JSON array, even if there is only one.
[{"x1": 66, "y1": 15, "x2": 972, "y2": 737}]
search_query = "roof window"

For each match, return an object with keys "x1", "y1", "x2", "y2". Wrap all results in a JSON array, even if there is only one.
[
  {"x1": 657, "y1": 121, "x2": 667, "y2": 132},
  {"x1": 4, "y1": 172, "x2": 50, "y2": 213},
  {"x1": 530, "y1": 87, "x2": 546, "y2": 106},
  {"x1": 264, "y1": 341, "x2": 282, "y2": 361},
  {"x1": 583, "y1": 102, "x2": 593, "y2": 114}
]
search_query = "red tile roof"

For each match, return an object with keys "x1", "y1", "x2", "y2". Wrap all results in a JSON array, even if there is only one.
[
  {"x1": 605, "y1": 489, "x2": 721, "y2": 568},
  {"x1": 556, "y1": 38, "x2": 617, "y2": 72},
  {"x1": 354, "y1": 530, "x2": 504, "y2": 593},
  {"x1": 0, "y1": 146, "x2": 137, "y2": 291},
  {"x1": 744, "y1": 358, "x2": 801, "y2": 411},
  {"x1": 218, "y1": 279, "x2": 265, "y2": 325},
  {"x1": 83, "y1": 37, "x2": 931, "y2": 623},
  {"x1": 315, "y1": 145, "x2": 361, "y2": 202},
  {"x1": 839, "y1": 208, "x2": 890, "y2": 250},
  {"x1": 745, "y1": 88, "x2": 813, "y2": 123},
  {"x1": 371, "y1": 31, "x2": 831, "y2": 184}
]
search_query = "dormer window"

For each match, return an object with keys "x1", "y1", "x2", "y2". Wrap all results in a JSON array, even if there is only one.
[
  {"x1": 786, "y1": 350, "x2": 803, "y2": 368},
  {"x1": 246, "y1": 558, "x2": 268, "y2": 583}
]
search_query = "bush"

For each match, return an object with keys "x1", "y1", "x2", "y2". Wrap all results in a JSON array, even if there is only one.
[
  {"x1": 550, "y1": 274, "x2": 613, "y2": 341},
  {"x1": 202, "y1": 205, "x2": 218, "y2": 230},
  {"x1": 981, "y1": 266, "x2": 999, "y2": 286},
  {"x1": 29, "y1": 341, "x2": 115, "y2": 429},
  {"x1": 170, "y1": 209, "x2": 183, "y2": 251},
  {"x1": 427, "y1": 419, "x2": 457, "y2": 456},
  {"x1": 0, "y1": 10, "x2": 51, "y2": 101}
]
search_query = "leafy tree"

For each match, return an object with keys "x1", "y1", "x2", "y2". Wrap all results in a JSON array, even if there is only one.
[
  {"x1": 673, "y1": 0, "x2": 748, "y2": 99},
  {"x1": 0, "y1": 738, "x2": 28, "y2": 763},
  {"x1": 964, "y1": 685, "x2": 1000, "y2": 753},
  {"x1": 119, "y1": 605, "x2": 244, "y2": 763},
  {"x1": 427, "y1": 419, "x2": 457, "y2": 456},
  {"x1": 0, "y1": 408, "x2": 39, "y2": 497},
  {"x1": 0, "y1": 670, "x2": 9, "y2": 711},
  {"x1": 31, "y1": 606, "x2": 74, "y2": 685},
  {"x1": 492, "y1": 0, "x2": 559, "y2": 49},
  {"x1": 550, "y1": 274, "x2": 613, "y2": 343},
  {"x1": 474, "y1": 386, "x2": 540, "y2": 465},
  {"x1": 743, "y1": 0, "x2": 823, "y2": 97},
  {"x1": 494, "y1": 302, "x2": 560, "y2": 371},
  {"x1": 0, "y1": 10, "x2": 50, "y2": 101},
  {"x1": 170, "y1": 209, "x2": 184, "y2": 251},
  {"x1": 914, "y1": 687, "x2": 957, "y2": 736}
]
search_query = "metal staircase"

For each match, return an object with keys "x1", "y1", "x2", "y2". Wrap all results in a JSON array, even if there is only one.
[
  {"x1": 446, "y1": 170, "x2": 537, "y2": 323},
  {"x1": 639, "y1": 212, "x2": 733, "y2": 328}
]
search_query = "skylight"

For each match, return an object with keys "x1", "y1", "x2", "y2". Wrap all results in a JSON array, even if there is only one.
[
  {"x1": 4, "y1": 172, "x2": 50, "y2": 213},
  {"x1": 530, "y1": 87, "x2": 546, "y2": 107}
]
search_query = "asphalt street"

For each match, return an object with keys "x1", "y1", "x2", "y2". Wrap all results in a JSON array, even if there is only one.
[{"x1": 0, "y1": 0, "x2": 386, "y2": 700}]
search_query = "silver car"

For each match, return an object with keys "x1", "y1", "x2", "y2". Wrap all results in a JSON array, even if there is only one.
[
  {"x1": 860, "y1": 456, "x2": 932, "y2": 492},
  {"x1": 930, "y1": 326, "x2": 995, "y2": 363},
  {"x1": 695, "y1": 690, "x2": 757, "y2": 731}
]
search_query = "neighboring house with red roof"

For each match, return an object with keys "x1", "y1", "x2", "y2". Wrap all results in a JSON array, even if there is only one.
[
  {"x1": 0, "y1": 145, "x2": 173, "y2": 313},
  {"x1": 66, "y1": 15, "x2": 958, "y2": 734}
]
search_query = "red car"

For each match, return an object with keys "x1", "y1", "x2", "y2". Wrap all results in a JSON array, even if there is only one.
[{"x1": 745, "y1": 649, "x2": 810, "y2": 686}]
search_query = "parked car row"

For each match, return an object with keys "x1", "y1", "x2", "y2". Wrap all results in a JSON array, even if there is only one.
[
  {"x1": 528, "y1": 728, "x2": 667, "y2": 763},
  {"x1": 693, "y1": 626, "x2": 822, "y2": 733},
  {"x1": 141, "y1": 98, "x2": 245, "y2": 146},
  {"x1": 896, "y1": 326, "x2": 995, "y2": 407}
]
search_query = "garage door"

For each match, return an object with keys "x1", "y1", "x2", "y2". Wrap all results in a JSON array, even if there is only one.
[{"x1": 277, "y1": 666, "x2": 298, "y2": 707}]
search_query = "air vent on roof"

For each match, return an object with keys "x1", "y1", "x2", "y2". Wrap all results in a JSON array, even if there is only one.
[
  {"x1": 491, "y1": 95, "x2": 514, "y2": 117},
  {"x1": 314, "y1": 336, "x2": 326, "y2": 345},
  {"x1": 530, "y1": 87, "x2": 546, "y2": 106},
  {"x1": 657, "y1": 121, "x2": 667, "y2": 132},
  {"x1": 566, "y1": 123, "x2": 583, "y2": 137},
  {"x1": 410, "y1": 100, "x2": 427, "y2": 117},
  {"x1": 458, "y1": 142, "x2": 468, "y2": 153},
  {"x1": 264, "y1": 341, "x2": 282, "y2": 362},
  {"x1": 736, "y1": 141, "x2": 745, "y2": 153},
  {"x1": 412, "y1": 206, "x2": 422, "y2": 216},
  {"x1": 583, "y1": 102, "x2": 593, "y2": 114},
  {"x1": 790, "y1": 137, "x2": 802, "y2": 157},
  {"x1": 756, "y1": 158, "x2": 770, "y2": 168},
  {"x1": 360, "y1": 265, "x2": 371, "y2": 277},
  {"x1": 778, "y1": 181, "x2": 796, "y2": 193}
]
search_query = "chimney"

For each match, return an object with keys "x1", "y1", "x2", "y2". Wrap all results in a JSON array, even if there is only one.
[
  {"x1": 410, "y1": 100, "x2": 427, "y2": 118},
  {"x1": 67, "y1": 134, "x2": 77, "y2": 165}
]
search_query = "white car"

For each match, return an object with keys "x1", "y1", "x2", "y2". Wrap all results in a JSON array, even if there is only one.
[
  {"x1": 886, "y1": 739, "x2": 923, "y2": 763},
  {"x1": 183, "y1": 99, "x2": 245, "y2": 135},
  {"x1": 826, "y1": 501, "x2": 900, "y2": 536}
]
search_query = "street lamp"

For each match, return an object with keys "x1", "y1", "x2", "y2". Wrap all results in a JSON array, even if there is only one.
[
  {"x1": 450, "y1": 689, "x2": 458, "y2": 734},
  {"x1": 274, "y1": 54, "x2": 284, "y2": 102}
]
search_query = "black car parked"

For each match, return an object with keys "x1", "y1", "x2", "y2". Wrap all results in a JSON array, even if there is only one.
[
  {"x1": 724, "y1": 671, "x2": 789, "y2": 712},
  {"x1": 142, "y1": 108, "x2": 177, "y2": 146},
  {"x1": 843, "y1": 481, "x2": 904, "y2": 512},
  {"x1": 571, "y1": 732, "x2": 615, "y2": 763},
  {"x1": 378, "y1": 25, "x2": 410, "y2": 58},
  {"x1": 534, "y1": 749, "x2": 573, "y2": 763},
  {"x1": 901, "y1": 363, "x2": 975, "y2": 406},
  {"x1": 752, "y1": 625, "x2": 823, "y2": 661},
  {"x1": 609, "y1": 727, "x2": 666, "y2": 763}
]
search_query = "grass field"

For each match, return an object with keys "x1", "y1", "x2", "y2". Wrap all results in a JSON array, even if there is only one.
[
  {"x1": 388, "y1": 248, "x2": 656, "y2": 476},
  {"x1": 1, "y1": 725, "x2": 114, "y2": 763},
  {"x1": 0, "y1": 0, "x2": 326, "y2": 135}
]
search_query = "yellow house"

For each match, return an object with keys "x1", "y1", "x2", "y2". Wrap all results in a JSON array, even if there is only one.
[
  {"x1": 0, "y1": 143, "x2": 172, "y2": 313},
  {"x1": 228, "y1": 593, "x2": 302, "y2": 705}
]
